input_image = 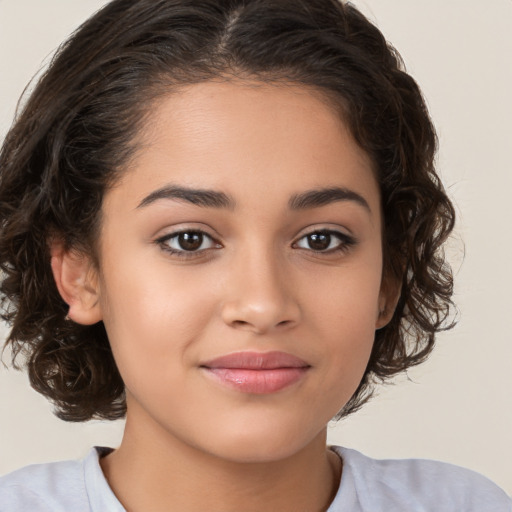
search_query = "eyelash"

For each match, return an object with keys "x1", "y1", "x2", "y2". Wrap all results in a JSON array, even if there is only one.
[{"x1": 155, "y1": 228, "x2": 357, "y2": 260}]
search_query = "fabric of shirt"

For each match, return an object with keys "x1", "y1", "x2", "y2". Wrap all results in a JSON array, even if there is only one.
[{"x1": 0, "y1": 445, "x2": 510, "y2": 511}]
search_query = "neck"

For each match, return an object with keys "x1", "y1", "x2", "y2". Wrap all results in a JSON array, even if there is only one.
[{"x1": 101, "y1": 413, "x2": 342, "y2": 512}]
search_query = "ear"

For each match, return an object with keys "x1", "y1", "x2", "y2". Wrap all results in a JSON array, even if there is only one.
[
  {"x1": 375, "y1": 273, "x2": 401, "y2": 329},
  {"x1": 50, "y1": 241, "x2": 102, "y2": 325}
]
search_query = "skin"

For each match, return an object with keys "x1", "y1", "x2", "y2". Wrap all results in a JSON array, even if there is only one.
[{"x1": 52, "y1": 80, "x2": 396, "y2": 512}]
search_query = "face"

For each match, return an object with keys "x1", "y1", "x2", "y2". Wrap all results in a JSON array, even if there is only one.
[{"x1": 92, "y1": 81, "x2": 389, "y2": 462}]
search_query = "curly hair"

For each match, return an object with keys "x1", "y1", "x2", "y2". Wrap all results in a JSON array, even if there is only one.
[{"x1": 0, "y1": 0, "x2": 455, "y2": 421}]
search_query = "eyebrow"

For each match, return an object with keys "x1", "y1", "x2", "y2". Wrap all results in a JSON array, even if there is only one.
[
  {"x1": 136, "y1": 185, "x2": 371, "y2": 212},
  {"x1": 137, "y1": 185, "x2": 235, "y2": 210},
  {"x1": 289, "y1": 187, "x2": 370, "y2": 212}
]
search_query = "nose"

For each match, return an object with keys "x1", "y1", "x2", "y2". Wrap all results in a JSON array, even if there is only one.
[{"x1": 220, "y1": 247, "x2": 301, "y2": 334}]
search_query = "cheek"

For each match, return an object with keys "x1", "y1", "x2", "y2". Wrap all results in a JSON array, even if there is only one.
[
  {"x1": 97, "y1": 256, "x2": 217, "y2": 387},
  {"x1": 307, "y1": 251, "x2": 383, "y2": 329},
  {"x1": 304, "y1": 253, "x2": 383, "y2": 376}
]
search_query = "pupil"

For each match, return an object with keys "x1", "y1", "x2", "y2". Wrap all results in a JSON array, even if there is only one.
[
  {"x1": 179, "y1": 232, "x2": 202, "y2": 251},
  {"x1": 308, "y1": 232, "x2": 330, "y2": 251}
]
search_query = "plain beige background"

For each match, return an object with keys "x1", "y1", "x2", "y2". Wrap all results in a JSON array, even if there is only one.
[{"x1": 1, "y1": 0, "x2": 511, "y2": 494}]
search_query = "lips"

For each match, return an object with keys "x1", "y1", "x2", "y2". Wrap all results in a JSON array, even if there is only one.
[{"x1": 200, "y1": 351, "x2": 310, "y2": 394}]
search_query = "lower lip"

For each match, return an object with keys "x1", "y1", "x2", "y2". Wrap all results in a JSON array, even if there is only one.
[{"x1": 202, "y1": 367, "x2": 309, "y2": 394}]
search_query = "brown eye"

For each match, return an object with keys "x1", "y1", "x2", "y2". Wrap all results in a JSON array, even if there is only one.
[
  {"x1": 157, "y1": 230, "x2": 219, "y2": 256},
  {"x1": 178, "y1": 232, "x2": 204, "y2": 251},
  {"x1": 307, "y1": 232, "x2": 331, "y2": 251},
  {"x1": 295, "y1": 230, "x2": 356, "y2": 253}
]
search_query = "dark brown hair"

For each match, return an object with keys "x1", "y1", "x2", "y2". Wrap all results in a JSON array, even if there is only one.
[{"x1": 0, "y1": 0, "x2": 455, "y2": 421}]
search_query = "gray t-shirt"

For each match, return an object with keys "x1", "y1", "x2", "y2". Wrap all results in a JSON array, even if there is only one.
[{"x1": 0, "y1": 446, "x2": 510, "y2": 511}]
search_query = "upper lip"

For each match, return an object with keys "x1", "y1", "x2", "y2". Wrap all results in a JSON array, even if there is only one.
[{"x1": 200, "y1": 351, "x2": 310, "y2": 370}]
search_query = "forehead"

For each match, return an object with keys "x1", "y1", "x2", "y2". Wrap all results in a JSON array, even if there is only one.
[{"x1": 107, "y1": 80, "x2": 379, "y2": 217}]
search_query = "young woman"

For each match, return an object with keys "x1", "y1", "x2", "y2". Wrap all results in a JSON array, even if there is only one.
[{"x1": 0, "y1": 0, "x2": 510, "y2": 510}]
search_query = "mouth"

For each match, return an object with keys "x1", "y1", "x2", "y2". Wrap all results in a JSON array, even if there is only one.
[{"x1": 200, "y1": 351, "x2": 311, "y2": 394}]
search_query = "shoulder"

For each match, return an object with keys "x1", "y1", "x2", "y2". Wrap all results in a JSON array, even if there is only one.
[
  {"x1": 330, "y1": 446, "x2": 512, "y2": 512},
  {"x1": 0, "y1": 448, "x2": 109, "y2": 512}
]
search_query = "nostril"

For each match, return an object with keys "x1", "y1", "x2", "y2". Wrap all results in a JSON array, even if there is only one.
[{"x1": 232, "y1": 320, "x2": 250, "y2": 328}]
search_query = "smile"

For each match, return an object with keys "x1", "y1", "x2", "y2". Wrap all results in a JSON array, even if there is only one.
[{"x1": 200, "y1": 351, "x2": 311, "y2": 394}]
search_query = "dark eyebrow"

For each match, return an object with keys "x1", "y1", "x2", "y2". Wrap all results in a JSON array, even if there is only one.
[
  {"x1": 288, "y1": 187, "x2": 371, "y2": 212},
  {"x1": 136, "y1": 184, "x2": 370, "y2": 213},
  {"x1": 137, "y1": 185, "x2": 236, "y2": 210}
]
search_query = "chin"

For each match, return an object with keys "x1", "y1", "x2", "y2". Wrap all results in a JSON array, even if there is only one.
[
  {"x1": 208, "y1": 440, "x2": 306, "y2": 464},
  {"x1": 193, "y1": 417, "x2": 326, "y2": 464}
]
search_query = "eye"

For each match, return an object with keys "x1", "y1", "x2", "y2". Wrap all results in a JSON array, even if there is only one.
[
  {"x1": 294, "y1": 230, "x2": 356, "y2": 254},
  {"x1": 156, "y1": 230, "x2": 220, "y2": 257}
]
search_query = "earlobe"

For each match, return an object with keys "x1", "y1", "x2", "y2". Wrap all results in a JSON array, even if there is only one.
[{"x1": 50, "y1": 241, "x2": 103, "y2": 325}]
